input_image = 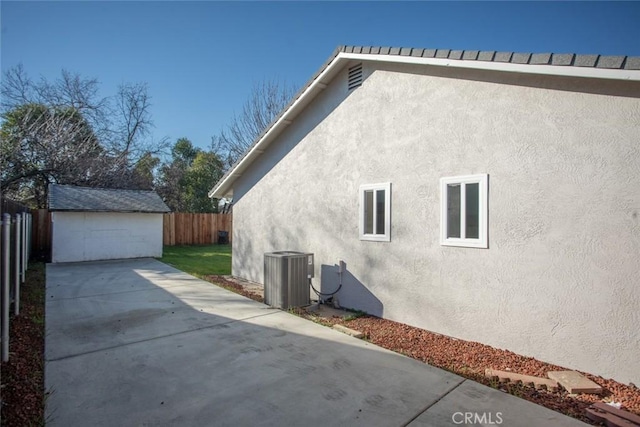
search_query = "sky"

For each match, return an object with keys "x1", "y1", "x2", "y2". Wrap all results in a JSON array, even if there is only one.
[{"x1": 2, "y1": 1, "x2": 640, "y2": 153}]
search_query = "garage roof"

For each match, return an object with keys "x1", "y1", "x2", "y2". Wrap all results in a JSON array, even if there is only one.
[{"x1": 48, "y1": 185, "x2": 170, "y2": 213}]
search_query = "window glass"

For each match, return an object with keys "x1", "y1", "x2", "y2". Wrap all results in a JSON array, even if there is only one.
[
  {"x1": 364, "y1": 190, "x2": 374, "y2": 234},
  {"x1": 440, "y1": 174, "x2": 487, "y2": 248},
  {"x1": 360, "y1": 183, "x2": 391, "y2": 242},
  {"x1": 376, "y1": 189, "x2": 385, "y2": 234},
  {"x1": 465, "y1": 183, "x2": 479, "y2": 239},
  {"x1": 447, "y1": 184, "x2": 461, "y2": 238}
]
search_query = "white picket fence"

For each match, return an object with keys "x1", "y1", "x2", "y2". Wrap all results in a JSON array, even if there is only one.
[{"x1": 0, "y1": 212, "x2": 32, "y2": 362}]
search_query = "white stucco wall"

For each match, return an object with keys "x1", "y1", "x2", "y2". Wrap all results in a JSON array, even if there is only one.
[
  {"x1": 231, "y1": 61, "x2": 640, "y2": 384},
  {"x1": 52, "y1": 212, "x2": 163, "y2": 263}
]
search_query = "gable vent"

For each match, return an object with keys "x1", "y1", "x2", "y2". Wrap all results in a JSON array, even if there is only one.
[{"x1": 348, "y1": 63, "x2": 363, "y2": 90}]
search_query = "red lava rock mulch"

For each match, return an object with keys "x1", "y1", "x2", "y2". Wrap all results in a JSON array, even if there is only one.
[{"x1": 205, "y1": 275, "x2": 264, "y2": 303}]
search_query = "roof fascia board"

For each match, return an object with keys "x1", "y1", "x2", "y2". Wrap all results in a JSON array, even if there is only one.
[{"x1": 341, "y1": 52, "x2": 640, "y2": 81}]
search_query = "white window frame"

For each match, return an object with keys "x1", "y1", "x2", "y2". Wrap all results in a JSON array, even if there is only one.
[
  {"x1": 440, "y1": 174, "x2": 488, "y2": 248},
  {"x1": 359, "y1": 182, "x2": 391, "y2": 242}
]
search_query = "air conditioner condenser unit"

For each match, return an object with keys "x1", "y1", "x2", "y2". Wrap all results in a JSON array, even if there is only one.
[{"x1": 264, "y1": 251, "x2": 313, "y2": 309}]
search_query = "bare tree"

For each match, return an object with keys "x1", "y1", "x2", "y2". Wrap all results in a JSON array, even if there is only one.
[
  {"x1": 214, "y1": 78, "x2": 297, "y2": 168},
  {"x1": 2, "y1": 65, "x2": 110, "y2": 135},
  {"x1": 0, "y1": 65, "x2": 167, "y2": 207},
  {"x1": 0, "y1": 64, "x2": 34, "y2": 108},
  {"x1": 111, "y1": 83, "x2": 152, "y2": 159},
  {"x1": 1, "y1": 103, "x2": 104, "y2": 206}
]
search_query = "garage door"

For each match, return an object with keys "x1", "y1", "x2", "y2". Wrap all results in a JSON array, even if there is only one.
[{"x1": 52, "y1": 212, "x2": 163, "y2": 263}]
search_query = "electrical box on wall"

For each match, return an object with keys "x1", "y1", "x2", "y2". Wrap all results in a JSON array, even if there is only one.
[{"x1": 307, "y1": 253, "x2": 314, "y2": 278}]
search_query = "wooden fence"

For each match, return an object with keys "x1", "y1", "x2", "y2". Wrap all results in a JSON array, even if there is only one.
[
  {"x1": 31, "y1": 209, "x2": 52, "y2": 261},
  {"x1": 163, "y1": 213, "x2": 232, "y2": 246},
  {"x1": 2, "y1": 210, "x2": 231, "y2": 260},
  {"x1": 1, "y1": 198, "x2": 31, "y2": 216}
]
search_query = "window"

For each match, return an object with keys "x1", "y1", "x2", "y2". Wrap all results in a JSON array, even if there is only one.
[
  {"x1": 359, "y1": 183, "x2": 391, "y2": 242},
  {"x1": 440, "y1": 174, "x2": 488, "y2": 248}
]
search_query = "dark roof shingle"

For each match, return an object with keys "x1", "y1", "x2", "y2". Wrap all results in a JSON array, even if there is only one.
[
  {"x1": 48, "y1": 185, "x2": 170, "y2": 213},
  {"x1": 338, "y1": 45, "x2": 638, "y2": 69}
]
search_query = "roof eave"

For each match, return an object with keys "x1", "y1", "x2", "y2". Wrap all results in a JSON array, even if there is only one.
[
  {"x1": 209, "y1": 49, "x2": 640, "y2": 199},
  {"x1": 343, "y1": 52, "x2": 640, "y2": 81},
  {"x1": 208, "y1": 49, "x2": 348, "y2": 199}
]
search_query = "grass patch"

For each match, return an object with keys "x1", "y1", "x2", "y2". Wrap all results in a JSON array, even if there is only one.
[
  {"x1": 159, "y1": 244, "x2": 231, "y2": 277},
  {"x1": 344, "y1": 309, "x2": 367, "y2": 321}
]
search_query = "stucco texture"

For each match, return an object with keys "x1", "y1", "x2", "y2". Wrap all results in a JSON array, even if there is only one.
[
  {"x1": 231, "y1": 61, "x2": 640, "y2": 385},
  {"x1": 52, "y1": 212, "x2": 163, "y2": 263}
]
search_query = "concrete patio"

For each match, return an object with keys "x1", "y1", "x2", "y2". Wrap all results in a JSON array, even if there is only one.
[{"x1": 45, "y1": 258, "x2": 587, "y2": 426}]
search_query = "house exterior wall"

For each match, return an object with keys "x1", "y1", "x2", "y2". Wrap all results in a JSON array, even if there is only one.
[
  {"x1": 231, "y1": 61, "x2": 640, "y2": 384},
  {"x1": 52, "y1": 212, "x2": 163, "y2": 263}
]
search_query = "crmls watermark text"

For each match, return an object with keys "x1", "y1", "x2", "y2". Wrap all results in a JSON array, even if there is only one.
[{"x1": 452, "y1": 412, "x2": 503, "y2": 425}]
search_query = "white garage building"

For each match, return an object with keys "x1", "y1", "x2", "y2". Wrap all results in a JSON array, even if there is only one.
[{"x1": 49, "y1": 184, "x2": 170, "y2": 263}]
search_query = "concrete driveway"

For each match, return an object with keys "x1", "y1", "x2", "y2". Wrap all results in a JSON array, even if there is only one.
[{"x1": 45, "y1": 258, "x2": 586, "y2": 426}]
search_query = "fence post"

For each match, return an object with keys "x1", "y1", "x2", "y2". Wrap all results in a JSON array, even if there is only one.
[
  {"x1": 21, "y1": 212, "x2": 27, "y2": 282},
  {"x1": 14, "y1": 214, "x2": 21, "y2": 316},
  {"x1": 0, "y1": 195, "x2": 2, "y2": 427},
  {"x1": 0, "y1": 197, "x2": 2, "y2": 426},
  {"x1": 27, "y1": 213, "x2": 32, "y2": 264},
  {"x1": 2, "y1": 213, "x2": 11, "y2": 362}
]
